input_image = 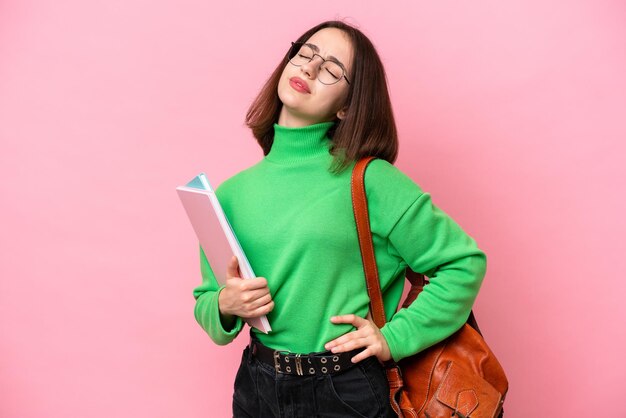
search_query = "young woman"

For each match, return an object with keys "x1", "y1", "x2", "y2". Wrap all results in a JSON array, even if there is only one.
[{"x1": 192, "y1": 20, "x2": 487, "y2": 418}]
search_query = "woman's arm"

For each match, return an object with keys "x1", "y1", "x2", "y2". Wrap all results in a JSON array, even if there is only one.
[
  {"x1": 193, "y1": 246, "x2": 275, "y2": 345},
  {"x1": 325, "y1": 160, "x2": 486, "y2": 363},
  {"x1": 327, "y1": 191, "x2": 486, "y2": 363},
  {"x1": 380, "y1": 191, "x2": 487, "y2": 362},
  {"x1": 192, "y1": 244, "x2": 245, "y2": 345}
]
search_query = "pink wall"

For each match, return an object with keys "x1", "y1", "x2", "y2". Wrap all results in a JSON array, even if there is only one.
[{"x1": 1, "y1": 1, "x2": 624, "y2": 416}]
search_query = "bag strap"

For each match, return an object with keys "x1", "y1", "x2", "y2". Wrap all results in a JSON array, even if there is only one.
[
  {"x1": 351, "y1": 156, "x2": 387, "y2": 328},
  {"x1": 350, "y1": 157, "x2": 483, "y2": 334}
]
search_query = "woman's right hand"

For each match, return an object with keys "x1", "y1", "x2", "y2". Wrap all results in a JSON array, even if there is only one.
[{"x1": 218, "y1": 255, "x2": 275, "y2": 319}]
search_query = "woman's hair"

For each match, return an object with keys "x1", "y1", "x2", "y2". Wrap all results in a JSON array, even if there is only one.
[{"x1": 245, "y1": 20, "x2": 398, "y2": 174}]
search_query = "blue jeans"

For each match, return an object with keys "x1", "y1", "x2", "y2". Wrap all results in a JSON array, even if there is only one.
[{"x1": 232, "y1": 344, "x2": 396, "y2": 417}]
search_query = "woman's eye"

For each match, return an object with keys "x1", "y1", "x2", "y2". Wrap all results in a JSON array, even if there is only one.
[
  {"x1": 325, "y1": 69, "x2": 339, "y2": 79},
  {"x1": 298, "y1": 54, "x2": 312, "y2": 59}
]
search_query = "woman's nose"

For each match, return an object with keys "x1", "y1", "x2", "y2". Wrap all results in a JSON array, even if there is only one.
[{"x1": 300, "y1": 56, "x2": 323, "y2": 79}]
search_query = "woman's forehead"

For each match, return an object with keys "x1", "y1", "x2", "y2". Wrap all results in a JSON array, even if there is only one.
[{"x1": 304, "y1": 28, "x2": 353, "y2": 69}]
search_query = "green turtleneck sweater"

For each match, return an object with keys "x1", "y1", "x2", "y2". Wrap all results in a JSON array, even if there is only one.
[{"x1": 192, "y1": 121, "x2": 487, "y2": 362}]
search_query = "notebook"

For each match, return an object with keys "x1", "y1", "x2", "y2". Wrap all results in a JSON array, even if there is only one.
[{"x1": 176, "y1": 173, "x2": 271, "y2": 333}]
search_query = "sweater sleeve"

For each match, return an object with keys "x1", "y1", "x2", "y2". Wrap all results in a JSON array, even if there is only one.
[
  {"x1": 379, "y1": 192, "x2": 487, "y2": 361},
  {"x1": 192, "y1": 244, "x2": 244, "y2": 345}
]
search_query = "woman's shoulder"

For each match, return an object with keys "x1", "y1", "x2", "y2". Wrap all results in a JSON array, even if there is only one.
[
  {"x1": 361, "y1": 158, "x2": 426, "y2": 233},
  {"x1": 363, "y1": 158, "x2": 424, "y2": 199}
]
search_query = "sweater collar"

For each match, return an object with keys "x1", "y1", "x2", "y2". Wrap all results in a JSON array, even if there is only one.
[{"x1": 265, "y1": 121, "x2": 335, "y2": 164}]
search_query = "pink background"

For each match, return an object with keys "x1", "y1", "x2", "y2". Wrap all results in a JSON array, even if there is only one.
[{"x1": 1, "y1": 1, "x2": 625, "y2": 417}]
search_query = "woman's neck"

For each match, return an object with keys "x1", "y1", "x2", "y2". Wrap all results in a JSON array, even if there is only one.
[{"x1": 277, "y1": 105, "x2": 335, "y2": 128}]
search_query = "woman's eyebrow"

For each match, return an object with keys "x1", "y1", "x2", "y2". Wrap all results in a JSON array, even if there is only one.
[{"x1": 304, "y1": 43, "x2": 347, "y2": 72}]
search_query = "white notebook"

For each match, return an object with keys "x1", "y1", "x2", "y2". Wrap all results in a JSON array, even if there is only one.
[{"x1": 176, "y1": 173, "x2": 271, "y2": 333}]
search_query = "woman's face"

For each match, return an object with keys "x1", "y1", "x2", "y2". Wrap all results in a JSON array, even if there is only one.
[{"x1": 277, "y1": 28, "x2": 353, "y2": 127}]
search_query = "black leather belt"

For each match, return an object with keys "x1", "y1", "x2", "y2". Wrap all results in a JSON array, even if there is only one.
[{"x1": 249, "y1": 335, "x2": 362, "y2": 376}]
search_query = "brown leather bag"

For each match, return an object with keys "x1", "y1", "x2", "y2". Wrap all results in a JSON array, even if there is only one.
[{"x1": 351, "y1": 156, "x2": 509, "y2": 418}]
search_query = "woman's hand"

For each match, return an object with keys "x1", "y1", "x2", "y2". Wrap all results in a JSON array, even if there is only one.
[
  {"x1": 218, "y1": 256, "x2": 275, "y2": 320},
  {"x1": 324, "y1": 312, "x2": 392, "y2": 363}
]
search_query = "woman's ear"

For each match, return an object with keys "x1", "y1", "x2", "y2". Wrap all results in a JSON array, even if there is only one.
[{"x1": 336, "y1": 107, "x2": 348, "y2": 120}]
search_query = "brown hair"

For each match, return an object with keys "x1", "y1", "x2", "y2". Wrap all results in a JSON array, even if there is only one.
[{"x1": 245, "y1": 20, "x2": 398, "y2": 174}]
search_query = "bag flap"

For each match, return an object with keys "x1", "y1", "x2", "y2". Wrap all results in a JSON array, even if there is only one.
[{"x1": 435, "y1": 361, "x2": 502, "y2": 417}]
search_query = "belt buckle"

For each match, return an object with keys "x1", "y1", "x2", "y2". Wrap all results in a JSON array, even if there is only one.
[
  {"x1": 295, "y1": 353, "x2": 303, "y2": 376},
  {"x1": 273, "y1": 350, "x2": 290, "y2": 374}
]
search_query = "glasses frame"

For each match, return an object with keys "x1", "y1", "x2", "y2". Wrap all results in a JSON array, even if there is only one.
[{"x1": 288, "y1": 41, "x2": 351, "y2": 86}]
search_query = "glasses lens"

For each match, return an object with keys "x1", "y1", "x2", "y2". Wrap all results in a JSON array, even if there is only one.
[
  {"x1": 318, "y1": 61, "x2": 343, "y2": 85},
  {"x1": 289, "y1": 43, "x2": 313, "y2": 65}
]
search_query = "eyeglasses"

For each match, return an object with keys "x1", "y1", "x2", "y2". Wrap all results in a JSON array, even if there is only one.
[{"x1": 287, "y1": 42, "x2": 351, "y2": 85}]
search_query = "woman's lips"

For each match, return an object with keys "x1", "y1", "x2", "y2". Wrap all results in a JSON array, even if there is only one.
[{"x1": 289, "y1": 77, "x2": 310, "y2": 94}]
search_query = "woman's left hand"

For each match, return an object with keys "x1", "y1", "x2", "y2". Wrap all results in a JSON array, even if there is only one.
[{"x1": 324, "y1": 312, "x2": 392, "y2": 363}]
